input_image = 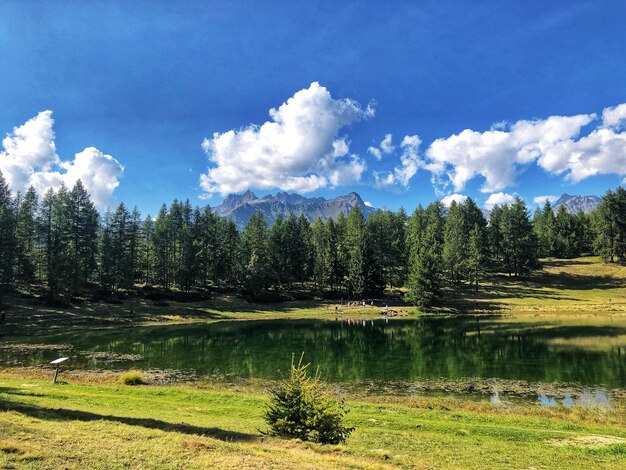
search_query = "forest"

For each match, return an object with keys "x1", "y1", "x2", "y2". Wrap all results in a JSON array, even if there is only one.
[{"x1": 1, "y1": 169, "x2": 626, "y2": 308}]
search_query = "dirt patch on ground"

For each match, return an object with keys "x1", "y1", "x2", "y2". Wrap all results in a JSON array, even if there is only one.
[
  {"x1": 80, "y1": 352, "x2": 144, "y2": 361},
  {"x1": 0, "y1": 343, "x2": 74, "y2": 351},
  {"x1": 547, "y1": 435, "x2": 626, "y2": 448},
  {"x1": 183, "y1": 441, "x2": 216, "y2": 452}
]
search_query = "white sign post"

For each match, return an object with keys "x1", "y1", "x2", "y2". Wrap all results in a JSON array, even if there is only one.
[{"x1": 50, "y1": 357, "x2": 69, "y2": 384}]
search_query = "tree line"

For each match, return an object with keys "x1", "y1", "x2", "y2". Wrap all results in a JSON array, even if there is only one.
[{"x1": 1, "y1": 170, "x2": 625, "y2": 308}]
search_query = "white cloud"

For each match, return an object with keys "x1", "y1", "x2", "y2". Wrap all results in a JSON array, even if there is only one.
[
  {"x1": 364, "y1": 200, "x2": 373, "y2": 207},
  {"x1": 484, "y1": 192, "x2": 516, "y2": 210},
  {"x1": 602, "y1": 103, "x2": 626, "y2": 129},
  {"x1": 374, "y1": 134, "x2": 422, "y2": 188},
  {"x1": 367, "y1": 133, "x2": 394, "y2": 161},
  {"x1": 380, "y1": 133, "x2": 394, "y2": 154},
  {"x1": 367, "y1": 146, "x2": 382, "y2": 160},
  {"x1": 533, "y1": 194, "x2": 559, "y2": 205},
  {"x1": 0, "y1": 111, "x2": 123, "y2": 208},
  {"x1": 426, "y1": 114, "x2": 594, "y2": 193},
  {"x1": 0, "y1": 111, "x2": 58, "y2": 191},
  {"x1": 200, "y1": 82, "x2": 373, "y2": 196},
  {"x1": 423, "y1": 103, "x2": 626, "y2": 193},
  {"x1": 441, "y1": 193, "x2": 468, "y2": 207}
]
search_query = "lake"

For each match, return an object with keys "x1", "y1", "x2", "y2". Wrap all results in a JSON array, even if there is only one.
[{"x1": 2, "y1": 316, "x2": 625, "y2": 390}]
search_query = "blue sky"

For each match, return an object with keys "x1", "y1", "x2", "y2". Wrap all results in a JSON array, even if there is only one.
[{"x1": 1, "y1": 1, "x2": 625, "y2": 215}]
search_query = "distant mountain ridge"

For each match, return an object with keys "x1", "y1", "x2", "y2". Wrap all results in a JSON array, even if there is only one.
[
  {"x1": 553, "y1": 193, "x2": 601, "y2": 214},
  {"x1": 214, "y1": 190, "x2": 376, "y2": 228}
]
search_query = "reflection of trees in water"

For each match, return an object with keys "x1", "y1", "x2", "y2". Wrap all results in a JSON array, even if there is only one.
[{"x1": 2, "y1": 318, "x2": 625, "y2": 388}]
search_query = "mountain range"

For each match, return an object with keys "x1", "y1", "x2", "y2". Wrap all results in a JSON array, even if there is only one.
[
  {"x1": 213, "y1": 191, "x2": 376, "y2": 229},
  {"x1": 552, "y1": 193, "x2": 601, "y2": 214},
  {"x1": 213, "y1": 190, "x2": 602, "y2": 229}
]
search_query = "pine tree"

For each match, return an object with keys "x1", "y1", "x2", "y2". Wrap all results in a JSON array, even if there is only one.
[
  {"x1": 140, "y1": 215, "x2": 155, "y2": 285},
  {"x1": 500, "y1": 197, "x2": 538, "y2": 276},
  {"x1": 533, "y1": 200, "x2": 556, "y2": 257},
  {"x1": 98, "y1": 208, "x2": 114, "y2": 290},
  {"x1": 0, "y1": 171, "x2": 17, "y2": 290},
  {"x1": 215, "y1": 218, "x2": 239, "y2": 286},
  {"x1": 345, "y1": 205, "x2": 366, "y2": 297},
  {"x1": 68, "y1": 180, "x2": 99, "y2": 293},
  {"x1": 387, "y1": 208, "x2": 407, "y2": 288},
  {"x1": 443, "y1": 201, "x2": 466, "y2": 284},
  {"x1": 593, "y1": 188, "x2": 626, "y2": 262},
  {"x1": 110, "y1": 203, "x2": 132, "y2": 289},
  {"x1": 296, "y1": 213, "x2": 313, "y2": 285},
  {"x1": 467, "y1": 223, "x2": 487, "y2": 291},
  {"x1": 406, "y1": 202, "x2": 444, "y2": 308},
  {"x1": 15, "y1": 186, "x2": 38, "y2": 288},
  {"x1": 268, "y1": 214, "x2": 287, "y2": 286},
  {"x1": 152, "y1": 204, "x2": 171, "y2": 288},
  {"x1": 311, "y1": 218, "x2": 329, "y2": 290},
  {"x1": 241, "y1": 211, "x2": 270, "y2": 293},
  {"x1": 488, "y1": 204, "x2": 504, "y2": 263},
  {"x1": 177, "y1": 200, "x2": 197, "y2": 292},
  {"x1": 47, "y1": 184, "x2": 73, "y2": 300}
]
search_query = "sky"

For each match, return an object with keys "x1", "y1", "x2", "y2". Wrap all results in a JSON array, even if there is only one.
[{"x1": 1, "y1": 0, "x2": 626, "y2": 215}]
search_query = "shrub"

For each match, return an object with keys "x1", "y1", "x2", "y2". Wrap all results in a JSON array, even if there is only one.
[
  {"x1": 264, "y1": 354, "x2": 353, "y2": 445},
  {"x1": 119, "y1": 371, "x2": 147, "y2": 386}
]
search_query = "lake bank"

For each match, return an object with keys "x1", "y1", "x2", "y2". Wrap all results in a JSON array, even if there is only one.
[
  {"x1": 1, "y1": 371, "x2": 625, "y2": 469},
  {"x1": 1, "y1": 257, "x2": 625, "y2": 337}
]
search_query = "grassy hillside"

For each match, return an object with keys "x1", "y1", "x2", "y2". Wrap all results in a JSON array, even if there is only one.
[
  {"x1": 2, "y1": 257, "x2": 625, "y2": 337},
  {"x1": 1, "y1": 372, "x2": 625, "y2": 469}
]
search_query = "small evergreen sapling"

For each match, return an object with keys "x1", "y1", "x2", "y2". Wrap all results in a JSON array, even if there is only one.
[{"x1": 264, "y1": 353, "x2": 353, "y2": 444}]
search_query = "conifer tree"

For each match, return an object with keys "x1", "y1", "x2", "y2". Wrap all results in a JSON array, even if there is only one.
[
  {"x1": 15, "y1": 186, "x2": 38, "y2": 287},
  {"x1": 241, "y1": 211, "x2": 270, "y2": 293},
  {"x1": 69, "y1": 180, "x2": 99, "y2": 293},
  {"x1": 500, "y1": 197, "x2": 538, "y2": 276},
  {"x1": 345, "y1": 205, "x2": 366, "y2": 297},
  {"x1": 406, "y1": 202, "x2": 444, "y2": 307},
  {"x1": 467, "y1": 223, "x2": 487, "y2": 291},
  {"x1": 0, "y1": 171, "x2": 16, "y2": 290}
]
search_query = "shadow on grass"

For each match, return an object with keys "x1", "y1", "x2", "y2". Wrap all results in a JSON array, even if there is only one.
[{"x1": 0, "y1": 390, "x2": 257, "y2": 443}]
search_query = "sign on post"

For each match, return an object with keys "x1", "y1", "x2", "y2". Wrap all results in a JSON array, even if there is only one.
[{"x1": 50, "y1": 357, "x2": 69, "y2": 384}]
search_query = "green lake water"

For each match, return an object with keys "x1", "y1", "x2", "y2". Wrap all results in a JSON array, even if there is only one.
[{"x1": 2, "y1": 316, "x2": 625, "y2": 390}]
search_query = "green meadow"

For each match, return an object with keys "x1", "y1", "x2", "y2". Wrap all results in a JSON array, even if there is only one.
[{"x1": 2, "y1": 257, "x2": 626, "y2": 468}]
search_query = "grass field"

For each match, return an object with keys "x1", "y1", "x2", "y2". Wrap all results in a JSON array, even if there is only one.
[
  {"x1": 449, "y1": 257, "x2": 626, "y2": 315},
  {"x1": 2, "y1": 257, "x2": 626, "y2": 468},
  {"x1": 2, "y1": 257, "x2": 625, "y2": 337},
  {"x1": 1, "y1": 371, "x2": 625, "y2": 469}
]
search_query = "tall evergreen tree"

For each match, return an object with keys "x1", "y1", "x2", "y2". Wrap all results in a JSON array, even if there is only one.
[
  {"x1": 68, "y1": 180, "x2": 99, "y2": 293},
  {"x1": 240, "y1": 211, "x2": 270, "y2": 293},
  {"x1": 0, "y1": 171, "x2": 16, "y2": 291},
  {"x1": 500, "y1": 197, "x2": 538, "y2": 276},
  {"x1": 406, "y1": 202, "x2": 444, "y2": 308},
  {"x1": 345, "y1": 205, "x2": 366, "y2": 297},
  {"x1": 533, "y1": 200, "x2": 556, "y2": 257},
  {"x1": 15, "y1": 186, "x2": 38, "y2": 288},
  {"x1": 443, "y1": 201, "x2": 466, "y2": 284}
]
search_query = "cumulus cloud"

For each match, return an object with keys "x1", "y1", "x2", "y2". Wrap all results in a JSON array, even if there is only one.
[
  {"x1": 200, "y1": 82, "x2": 374, "y2": 196},
  {"x1": 602, "y1": 103, "x2": 626, "y2": 129},
  {"x1": 426, "y1": 114, "x2": 594, "y2": 193},
  {"x1": 373, "y1": 135, "x2": 423, "y2": 188},
  {"x1": 441, "y1": 193, "x2": 468, "y2": 207},
  {"x1": 364, "y1": 200, "x2": 373, "y2": 207},
  {"x1": 484, "y1": 192, "x2": 516, "y2": 210},
  {"x1": 367, "y1": 146, "x2": 382, "y2": 160},
  {"x1": 533, "y1": 194, "x2": 559, "y2": 205},
  {"x1": 423, "y1": 103, "x2": 626, "y2": 193},
  {"x1": 368, "y1": 133, "x2": 394, "y2": 161},
  {"x1": 0, "y1": 111, "x2": 123, "y2": 207}
]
